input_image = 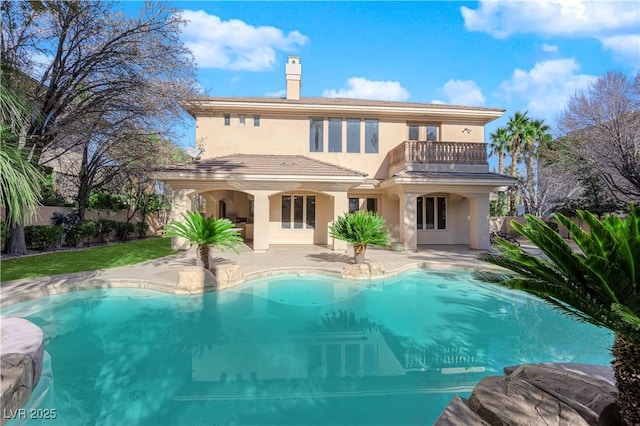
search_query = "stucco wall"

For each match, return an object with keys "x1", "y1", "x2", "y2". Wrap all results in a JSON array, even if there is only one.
[{"x1": 196, "y1": 113, "x2": 486, "y2": 179}]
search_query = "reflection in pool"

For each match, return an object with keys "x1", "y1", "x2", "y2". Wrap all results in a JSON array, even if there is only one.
[{"x1": 4, "y1": 270, "x2": 613, "y2": 425}]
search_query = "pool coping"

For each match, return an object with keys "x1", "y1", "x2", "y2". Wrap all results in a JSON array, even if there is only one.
[{"x1": 0, "y1": 245, "x2": 510, "y2": 308}]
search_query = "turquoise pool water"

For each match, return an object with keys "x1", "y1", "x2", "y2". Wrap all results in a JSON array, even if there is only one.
[{"x1": 5, "y1": 270, "x2": 613, "y2": 425}]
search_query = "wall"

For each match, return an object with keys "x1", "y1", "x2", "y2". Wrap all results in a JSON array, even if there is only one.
[{"x1": 196, "y1": 112, "x2": 487, "y2": 180}]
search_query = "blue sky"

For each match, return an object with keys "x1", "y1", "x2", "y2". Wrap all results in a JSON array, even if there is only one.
[{"x1": 163, "y1": 0, "x2": 639, "y2": 145}]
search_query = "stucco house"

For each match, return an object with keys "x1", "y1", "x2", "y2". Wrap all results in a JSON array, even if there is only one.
[{"x1": 150, "y1": 57, "x2": 514, "y2": 253}]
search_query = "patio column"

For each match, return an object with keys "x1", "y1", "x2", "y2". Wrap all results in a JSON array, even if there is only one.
[
  {"x1": 329, "y1": 191, "x2": 349, "y2": 252},
  {"x1": 252, "y1": 191, "x2": 271, "y2": 253},
  {"x1": 169, "y1": 188, "x2": 193, "y2": 250},
  {"x1": 399, "y1": 192, "x2": 417, "y2": 252},
  {"x1": 469, "y1": 193, "x2": 490, "y2": 249}
]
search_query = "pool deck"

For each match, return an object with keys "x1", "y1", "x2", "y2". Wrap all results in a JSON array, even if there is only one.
[{"x1": 0, "y1": 243, "x2": 544, "y2": 307}]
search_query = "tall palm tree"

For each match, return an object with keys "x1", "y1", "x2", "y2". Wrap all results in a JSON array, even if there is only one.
[
  {"x1": 330, "y1": 210, "x2": 389, "y2": 264},
  {"x1": 489, "y1": 127, "x2": 509, "y2": 175},
  {"x1": 478, "y1": 207, "x2": 640, "y2": 424},
  {"x1": 521, "y1": 118, "x2": 552, "y2": 214},
  {"x1": 164, "y1": 211, "x2": 243, "y2": 270},
  {"x1": 505, "y1": 111, "x2": 531, "y2": 215}
]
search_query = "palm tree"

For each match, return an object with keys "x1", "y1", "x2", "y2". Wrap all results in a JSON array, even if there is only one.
[
  {"x1": 505, "y1": 111, "x2": 531, "y2": 215},
  {"x1": 477, "y1": 207, "x2": 640, "y2": 424},
  {"x1": 489, "y1": 127, "x2": 510, "y2": 175},
  {"x1": 1, "y1": 62, "x2": 44, "y2": 253},
  {"x1": 164, "y1": 211, "x2": 243, "y2": 270},
  {"x1": 329, "y1": 210, "x2": 389, "y2": 264},
  {"x1": 521, "y1": 118, "x2": 552, "y2": 215}
]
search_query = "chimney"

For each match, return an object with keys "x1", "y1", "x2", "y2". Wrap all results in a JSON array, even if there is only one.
[{"x1": 285, "y1": 56, "x2": 301, "y2": 100}]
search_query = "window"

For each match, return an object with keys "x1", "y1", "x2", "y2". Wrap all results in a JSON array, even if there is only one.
[
  {"x1": 427, "y1": 125, "x2": 438, "y2": 141},
  {"x1": 253, "y1": 115, "x2": 260, "y2": 126},
  {"x1": 365, "y1": 119, "x2": 378, "y2": 153},
  {"x1": 238, "y1": 114, "x2": 246, "y2": 126},
  {"x1": 309, "y1": 118, "x2": 324, "y2": 152},
  {"x1": 347, "y1": 119, "x2": 360, "y2": 153},
  {"x1": 328, "y1": 118, "x2": 342, "y2": 152},
  {"x1": 282, "y1": 195, "x2": 316, "y2": 229},
  {"x1": 224, "y1": 114, "x2": 230, "y2": 126},
  {"x1": 416, "y1": 196, "x2": 446, "y2": 230},
  {"x1": 408, "y1": 124, "x2": 419, "y2": 140},
  {"x1": 349, "y1": 198, "x2": 359, "y2": 214},
  {"x1": 366, "y1": 198, "x2": 377, "y2": 213}
]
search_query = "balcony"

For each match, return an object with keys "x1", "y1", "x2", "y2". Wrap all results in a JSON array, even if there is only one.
[{"x1": 388, "y1": 140, "x2": 487, "y2": 171}]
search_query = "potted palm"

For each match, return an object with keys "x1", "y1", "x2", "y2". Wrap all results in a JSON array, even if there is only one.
[
  {"x1": 329, "y1": 210, "x2": 389, "y2": 264},
  {"x1": 164, "y1": 211, "x2": 242, "y2": 270},
  {"x1": 477, "y1": 206, "x2": 640, "y2": 424}
]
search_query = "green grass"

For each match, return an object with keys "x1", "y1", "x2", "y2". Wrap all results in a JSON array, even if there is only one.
[{"x1": 1, "y1": 237, "x2": 177, "y2": 281}]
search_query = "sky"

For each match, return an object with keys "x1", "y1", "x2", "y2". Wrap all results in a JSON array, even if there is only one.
[{"x1": 161, "y1": 0, "x2": 639, "y2": 145}]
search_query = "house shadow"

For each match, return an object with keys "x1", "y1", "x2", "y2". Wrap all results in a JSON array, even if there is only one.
[{"x1": 306, "y1": 252, "x2": 351, "y2": 264}]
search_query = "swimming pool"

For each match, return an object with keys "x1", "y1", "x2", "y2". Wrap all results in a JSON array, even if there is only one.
[{"x1": 4, "y1": 269, "x2": 613, "y2": 425}]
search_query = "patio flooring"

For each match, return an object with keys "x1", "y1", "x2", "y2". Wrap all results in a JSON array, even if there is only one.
[{"x1": 0, "y1": 243, "x2": 543, "y2": 307}]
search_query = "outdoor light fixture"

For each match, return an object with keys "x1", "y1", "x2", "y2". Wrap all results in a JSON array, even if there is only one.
[{"x1": 462, "y1": 128, "x2": 471, "y2": 133}]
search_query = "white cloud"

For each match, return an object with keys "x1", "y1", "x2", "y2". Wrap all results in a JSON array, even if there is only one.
[
  {"x1": 180, "y1": 10, "x2": 308, "y2": 71},
  {"x1": 433, "y1": 79, "x2": 486, "y2": 106},
  {"x1": 498, "y1": 58, "x2": 597, "y2": 121},
  {"x1": 599, "y1": 34, "x2": 640, "y2": 63},
  {"x1": 431, "y1": 99, "x2": 446, "y2": 105},
  {"x1": 323, "y1": 77, "x2": 410, "y2": 101},
  {"x1": 542, "y1": 43, "x2": 559, "y2": 53},
  {"x1": 460, "y1": 1, "x2": 639, "y2": 60},
  {"x1": 265, "y1": 89, "x2": 286, "y2": 97}
]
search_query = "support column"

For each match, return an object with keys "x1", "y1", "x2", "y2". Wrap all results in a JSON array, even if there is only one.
[
  {"x1": 252, "y1": 191, "x2": 271, "y2": 253},
  {"x1": 470, "y1": 193, "x2": 490, "y2": 249},
  {"x1": 329, "y1": 191, "x2": 349, "y2": 252},
  {"x1": 169, "y1": 188, "x2": 193, "y2": 250},
  {"x1": 399, "y1": 192, "x2": 417, "y2": 252},
  {"x1": 201, "y1": 193, "x2": 217, "y2": 218}
]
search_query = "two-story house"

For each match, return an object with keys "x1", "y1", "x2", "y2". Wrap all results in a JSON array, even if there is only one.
[{"x1": 151, "y1": 57, "x2": 514, "y2": 253}]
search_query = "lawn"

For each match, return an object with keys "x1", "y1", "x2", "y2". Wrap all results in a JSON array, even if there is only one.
[{"x1": 1, "y1": 237, "x2": 176, "y2": 281}]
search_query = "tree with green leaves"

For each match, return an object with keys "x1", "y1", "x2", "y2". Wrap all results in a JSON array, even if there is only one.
[
  {"x1": 478, "y1": 206, "x2": 640, "y2": 424},
  {"x1": 505, "y1": 111, "x2": 531, "y2": 215},
  {"x1": 164, "y1": 211, "x2": 242, "y2": 271},
  {"x1": 330, "y1": 210, "x2": 389, "y2": 264},
  {"x1": 489, "y1": 127, "x2": 510, "y2": 175}
]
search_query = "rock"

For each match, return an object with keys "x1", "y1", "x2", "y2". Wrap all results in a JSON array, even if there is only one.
[
  {"x1": 468, "y1": 375, "x2": 588, "y2": 425},
  {"x1": 434, "y1": 396, "x2": 490, "y2": 426},
  {"x1": 341, "y1": 263, "x2": 385, "y2": 279},
  {"x1": 368, "y1": 262, "x2": 384, "y2": 278},
  {"x1": 175, "y1": 266, "x2": 216, "y2": 294},
  {"x1": 506, "y1": 364, "x2": 618, "y2": 425},
  {"x1": 212, "y1": 264, "x2": 244, "y2": 289},
  {"x1": 0, "y1": 317, "x2": 45, "y2": 424}
]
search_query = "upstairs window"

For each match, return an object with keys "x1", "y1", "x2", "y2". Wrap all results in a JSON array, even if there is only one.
[
  {"x1": 408, "y1": 124, "x2": 420, "y2": 140},
  {"x1": 253, "y1": 115, "x2": 260, "y2": 126},
  {"x1": 224, "y1": 114, "x2": 230, "y2": 126},
  {"x1": 364, "y1": 119, "x2": 378, "y2": 153},
  {"x1": 347, "y1": 119, "x2": 360, "y2": 153},
  {"x1": 238, "y1": 114, "x2": 246, "y2": 126},
  {"x1": 328, "y1": 118, "x2": 342, "y2": 152},
  {"x1": 309, "y1": 118, "x2": 324, "y2": 152},
  {"x1": 427, "y1": 125, "x2": 438, "y2": 141}
]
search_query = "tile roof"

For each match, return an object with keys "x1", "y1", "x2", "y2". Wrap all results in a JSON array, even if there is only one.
[
  {"x1": 187, "y1": 96, "x2": 505, "y2": 113},
  {"x1": 160, "y1": 154, "x2": 367, "y2": 177}
]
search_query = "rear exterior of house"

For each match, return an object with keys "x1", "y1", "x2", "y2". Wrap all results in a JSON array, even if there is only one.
[{"x1": 151, "y1": 57, "x2": 514, "y2": 252}]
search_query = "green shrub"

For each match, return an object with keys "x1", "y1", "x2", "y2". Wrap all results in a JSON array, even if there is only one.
[
  {"x1": 95, "y1": 219, "x2": 117, "y2": 243},
  {"x1": 135, "y1": 221, "x2": 150, "y2": 239},
  {"x1": 114, "y1": 221, "x2": 134, "y2": 242},
  {"x1": 79, "y1": 221, "x2": 96, "y2": 244},
  {"x1": 52, "y1": 211, "x2": 83, "y2": 246},
  {"x1": 25, "y1": 225, "x2": 63, "y2": 251}
]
